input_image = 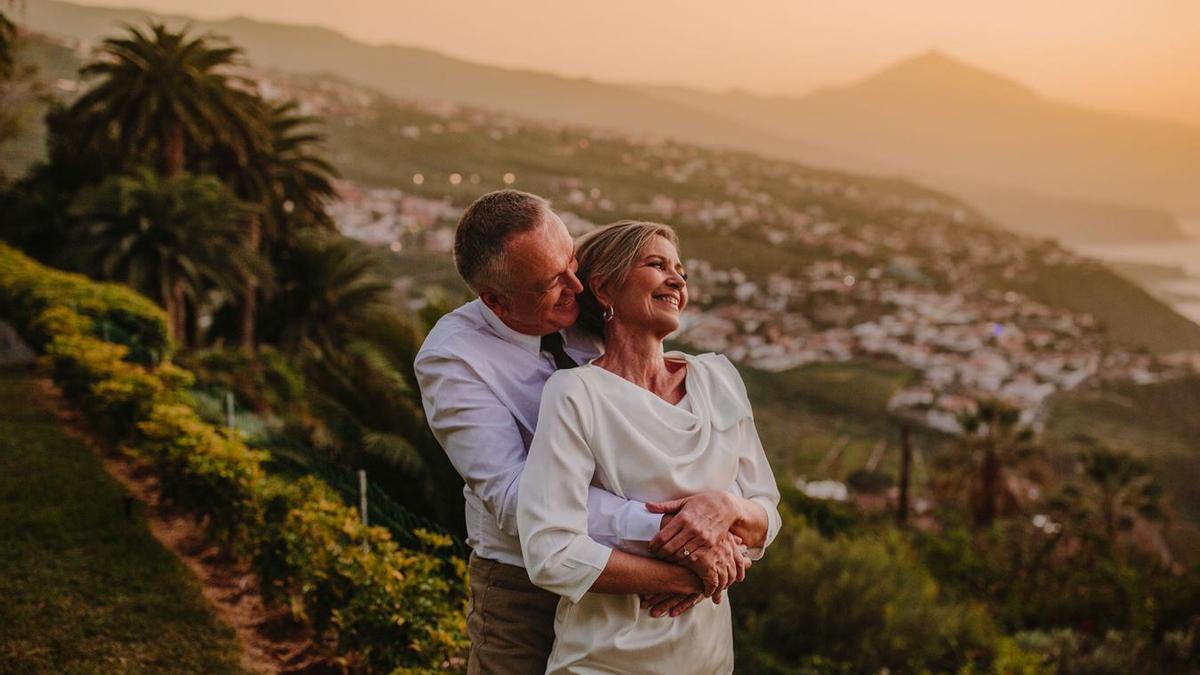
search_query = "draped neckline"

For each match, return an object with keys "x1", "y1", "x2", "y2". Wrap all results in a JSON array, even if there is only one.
[{"x1": 582, "y1": 353, "x2": 692, "y2": 408}]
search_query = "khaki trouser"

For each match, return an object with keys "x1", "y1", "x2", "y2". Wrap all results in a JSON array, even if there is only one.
[{"x1": 467, "y1": 553, "x2": 560, "y2": 675}]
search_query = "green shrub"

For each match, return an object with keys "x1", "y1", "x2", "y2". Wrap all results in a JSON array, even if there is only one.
[
  {"x1": 734, "y1": 514, "x2": 1013, "y2": 673},
  {"x1": 256, "y1": 477, "x2": 467, "y2": 671},
  {"x1": 1, "y1": 245, "x2": 468, "y2": 670},
  {"x1": 0, "y1": 242, "x2": 170, "y2": 359}
]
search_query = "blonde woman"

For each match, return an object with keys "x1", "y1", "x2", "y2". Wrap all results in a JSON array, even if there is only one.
[{"x1": 517, "y1": 221, "x2": 781, "y2": 674}]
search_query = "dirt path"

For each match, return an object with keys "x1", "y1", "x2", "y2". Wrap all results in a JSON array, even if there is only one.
[{"x1": 37, "y1": 378, "x2": 329, "y2": 674}]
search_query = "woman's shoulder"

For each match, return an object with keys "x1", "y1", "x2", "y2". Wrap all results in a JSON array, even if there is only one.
[
  {"x1": 669, "y1": 351, "x2": 753, "y2": 426},
  {"x1": 544, "y1": 367, "x2": 592, "y2": 398},
  {"x1": 669, "y1": 351, "x2": 743, "y2": 386}
]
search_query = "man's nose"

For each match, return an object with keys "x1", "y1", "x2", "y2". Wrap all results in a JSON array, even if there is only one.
[{"x1": 566, "y1": 272, "x2": 584, "y2": 294}]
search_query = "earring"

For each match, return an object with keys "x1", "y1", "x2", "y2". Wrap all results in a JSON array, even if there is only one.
[{"x1": 602, "y1": 305, "x2": 615, "y2": 322}]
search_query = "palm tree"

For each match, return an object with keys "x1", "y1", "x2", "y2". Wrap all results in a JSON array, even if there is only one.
[
  {"x1": 1054, "y1": 444, "x2": 1165, "y2": 560},
  {"x1": 261, "y1": 101, "x2": 339, "y2": 242},
  {"x1": 305, "y1": 310, "x2": 464, "y2": 527},
  {"x1": 68, "y1": 22, "x2": 267, "y2": 178},
  {"x1": 0, "y1": 8, "x2": 15, "y2": 80},
  {"x1": 940, "y1": 398, "x2": 1042, "y2": 528},
  {"x1": 209, "y1": 100, "x2": 340, "y2": 349},
  {"x1": 69, "y1": 167, "x2": 264, "y2": 344},
  {"x1": 265, "y1": 233, "x2": 391, "y2": 352}
]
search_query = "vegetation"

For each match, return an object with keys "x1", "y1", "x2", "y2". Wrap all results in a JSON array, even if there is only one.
[
  {"x1": 0, "y1": 368, "x2": 244, "y2": 673},
  {"x1": 1, "y1": 17, "x2": 1197, "y2": 673},
  {"x1": 68, "y1": 22, "x2": 266, "y2": 179},
  {"x1": 69, "y1": 168, "x2": 261, "y2": 344},
  {"x1": 0, "y1": 242, "x2": 468, "y2": 669}
]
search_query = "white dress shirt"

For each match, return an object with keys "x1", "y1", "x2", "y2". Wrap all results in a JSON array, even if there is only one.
[
  {"x1": 414, "y1": 299, "x2": 663, "y2": 567},
  {"x1": 517, "y1": 352, "x2": 782, "y2": 674}
]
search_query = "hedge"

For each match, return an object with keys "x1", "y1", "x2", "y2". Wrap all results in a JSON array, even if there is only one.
[
  {"x1": 0, "y1": 244, "x2": 468, "y2": 672},
  {"x1": 0, "y1": 242, "x2": 170, "y2": 361}
]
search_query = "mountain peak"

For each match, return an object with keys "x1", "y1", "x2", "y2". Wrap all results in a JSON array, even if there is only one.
[{"x1": 853, "y1": 50, "x2": 1037, "y2": 102}]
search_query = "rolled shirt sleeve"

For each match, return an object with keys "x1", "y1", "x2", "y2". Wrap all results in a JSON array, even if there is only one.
[{"x1": 518, "y1": 371, "x2": 614, "y2": 603}]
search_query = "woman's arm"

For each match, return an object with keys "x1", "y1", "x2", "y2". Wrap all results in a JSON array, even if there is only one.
[{"x1": 518, "y1": 372, "x2": 703, "y2": 602}]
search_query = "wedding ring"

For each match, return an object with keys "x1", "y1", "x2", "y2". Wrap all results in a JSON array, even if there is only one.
[{"x1": 682, "y1": 548, "x2": 691, "y2": 558}]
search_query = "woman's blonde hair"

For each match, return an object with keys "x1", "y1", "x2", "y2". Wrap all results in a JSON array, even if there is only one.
[{"x1": 574, "y1": 220, "x2": 679, "y2": 338}]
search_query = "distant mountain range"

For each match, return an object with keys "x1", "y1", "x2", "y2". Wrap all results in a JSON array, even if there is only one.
[{"x1": 17, "y1": 0, "x2": 1200, "y2": 242}]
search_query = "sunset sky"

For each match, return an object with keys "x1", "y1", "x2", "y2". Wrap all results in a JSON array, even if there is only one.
[{"x1": 59, "y1": 0, "x2": 1200, "y2": 126}]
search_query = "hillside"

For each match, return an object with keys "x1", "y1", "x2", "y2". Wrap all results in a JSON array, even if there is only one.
[
  {"x1": 0, "y1": 369, "x2": 245, "y2": 672},
  {"x1": 21, "y1": 0, "x2": 1200, "y2": 247},
  {"x1": 17, "y1": 0, "x2": 855, "y2": 171},
  {"x1": 639, "y1": 51, "x2": 1200, "y2": 223}
]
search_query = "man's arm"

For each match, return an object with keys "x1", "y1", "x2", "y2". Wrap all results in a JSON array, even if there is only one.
[{"x1": 415, "y1": 349, "x2": 661, "y2": 548}]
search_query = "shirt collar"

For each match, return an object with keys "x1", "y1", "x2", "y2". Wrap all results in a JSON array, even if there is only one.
[{"x1": 476, "y1": 299, "x2": 545, "y2": 357}]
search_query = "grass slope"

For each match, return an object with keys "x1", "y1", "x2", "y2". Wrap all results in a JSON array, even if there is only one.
[{"x1": 0, "y1": 367, "x2": 244, "y2": 674}]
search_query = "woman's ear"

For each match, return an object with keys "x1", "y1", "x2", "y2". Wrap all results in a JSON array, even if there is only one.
[{"x1": 588, "y1": 274, "x2": 611, "y2": 307}]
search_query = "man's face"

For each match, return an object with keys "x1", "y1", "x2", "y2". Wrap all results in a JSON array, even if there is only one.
[{"x1": 482, "y1": 211, "x2": 584, "y2": 336}]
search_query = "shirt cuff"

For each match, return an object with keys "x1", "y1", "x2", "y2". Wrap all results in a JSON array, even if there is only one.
[{"x1": 622, "y1": 507, "x2": 664, "y2": 543}]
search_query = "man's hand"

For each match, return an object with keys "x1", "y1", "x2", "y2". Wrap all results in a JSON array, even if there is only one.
[
  {"x1": 640, "y1": 592, "x2": 703, "y2": 618},
  {"x1": 647, "y1": 491, "x2": 740, "y2": 559}
]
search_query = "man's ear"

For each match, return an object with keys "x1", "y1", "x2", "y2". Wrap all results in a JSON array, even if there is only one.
[{"x1": 479, "y1": 287, "x2": 509, "y2": 318}]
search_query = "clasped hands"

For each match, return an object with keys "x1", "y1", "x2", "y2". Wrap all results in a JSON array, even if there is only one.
[{"x1": 638, "y1": 491, "x2": 751, "y2": 618}]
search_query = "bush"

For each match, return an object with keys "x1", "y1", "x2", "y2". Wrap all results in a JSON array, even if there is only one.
[
  {"x1": 1, "y1": 245, "x2": 468, "y2": 670},
  {"x1": 0, "y1": 242, "x2": 170, "y2": 360},
  {"x1": 734, "y1": 513, "x2": 1023, "y2": 673},
  {"x1": 256, "y1": 477, "x2": 466, "y2": 671}
]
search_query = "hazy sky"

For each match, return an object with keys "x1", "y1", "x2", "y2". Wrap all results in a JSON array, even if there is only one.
[{"x1": 65, "y1": 0, "x2": 1200, "y2": 126}]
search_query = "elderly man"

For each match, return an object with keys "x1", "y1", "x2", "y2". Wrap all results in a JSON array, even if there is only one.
[{"x1": 415, "y1": 190, "x2": 747, "y2": 674}]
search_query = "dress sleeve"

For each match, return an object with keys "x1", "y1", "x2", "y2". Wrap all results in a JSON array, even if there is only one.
[
  {"x1": 734, "y1": 416, "x2": 783, "y2": 560},
  {"x1": 708, "y1": 354, "x2": 782, "y2": 560},
  {"x1": 517, "y1": 371, "x2": 614, "y2": 603}
]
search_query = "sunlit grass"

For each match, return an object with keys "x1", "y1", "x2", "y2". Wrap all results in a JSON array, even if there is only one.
[{"x1": 0, "y1": 368, "x2": 244, "y2": 673}]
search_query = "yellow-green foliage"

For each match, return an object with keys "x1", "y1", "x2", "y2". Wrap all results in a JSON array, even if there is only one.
[
  {"x1": 1, "y1": 245, "x2": 468, "y2": 670},
  {"x1": 257, "y1": 477, "x2": 467, "y2": 671},
  {"x1": 0, "y1": 243, "x2": 170, "y2": 357}
]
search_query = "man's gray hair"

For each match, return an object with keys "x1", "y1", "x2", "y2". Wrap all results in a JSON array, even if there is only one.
[
  {"x1": 574, "y1": 220, "x2": 679, "y2": 338},
  {"x1": 454, "y1": 190, "x2": 551, "y2": 290}
]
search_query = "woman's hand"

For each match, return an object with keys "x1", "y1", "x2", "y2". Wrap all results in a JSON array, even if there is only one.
[
  {"x1": 647, "y1": 491, "x2": 740, "y2": 558},
  {"x1": 676, "y1": 532, "x2": 751, "y2": 597}
]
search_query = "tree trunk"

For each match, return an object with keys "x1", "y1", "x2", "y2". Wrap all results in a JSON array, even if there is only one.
[
  {"x1": 897, "y1": 424, "x2": 912, "y2": 527},
  {"x1": 171, "y1": 278, "x2": 188, "y2": 348},
  {"x1": 977, "y1": 447, "x2": 999, "y2": 527},
  {"x1": 240, "y1": 216, "x2": 261, "y2": 352},
  {"x1": 165, "y1": 126, "x2": 185, "y2": 177}
]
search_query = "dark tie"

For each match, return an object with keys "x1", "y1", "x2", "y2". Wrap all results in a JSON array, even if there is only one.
[{"x1": 540, "y1": 333, "x2": 578, "y2": 370}]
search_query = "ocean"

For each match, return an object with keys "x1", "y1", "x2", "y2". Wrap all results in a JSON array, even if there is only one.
[{"x1": 1067, "y1": 219, "x2": 1200, "y2": 328}]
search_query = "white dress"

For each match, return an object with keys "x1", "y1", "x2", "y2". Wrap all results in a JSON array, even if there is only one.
[{"x1": 517, "y1": 352, "x2": 782, "y2": 675}]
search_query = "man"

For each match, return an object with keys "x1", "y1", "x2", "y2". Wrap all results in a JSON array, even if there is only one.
[{"x1": 415, "y1": 190, "x2": 747, "y2": 674}]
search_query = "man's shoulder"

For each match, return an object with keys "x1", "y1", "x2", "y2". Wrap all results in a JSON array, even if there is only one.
[{"x1": 416, "y1": 299, "x2": 489, "y2": 359}]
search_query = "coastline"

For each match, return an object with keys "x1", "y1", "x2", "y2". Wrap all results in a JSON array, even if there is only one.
[{"x1": 1065, "y1": 218, "x2": 1200, "y2": 329}]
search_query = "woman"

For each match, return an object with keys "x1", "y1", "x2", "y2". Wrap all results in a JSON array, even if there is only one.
[{"x1": 517, "y1": 220, "x2": 781, "y2": 674}]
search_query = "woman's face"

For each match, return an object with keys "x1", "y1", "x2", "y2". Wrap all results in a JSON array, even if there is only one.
[{"x1": 603, "y1": 235, "x2": 688, "y2": 338}]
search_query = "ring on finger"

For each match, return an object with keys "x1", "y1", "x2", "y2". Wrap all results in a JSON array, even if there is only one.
[{"x1": 682, "y1": 548, "x2": 692, "y2": 559}]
